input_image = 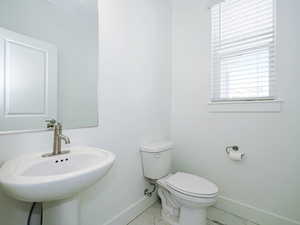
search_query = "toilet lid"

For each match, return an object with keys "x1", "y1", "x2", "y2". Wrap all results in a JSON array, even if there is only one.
[{"x1": 166, "y1": 172, "x2": 218, "y2": 197}]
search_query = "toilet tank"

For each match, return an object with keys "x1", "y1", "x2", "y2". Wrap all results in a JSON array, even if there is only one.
[{"x1": 140, "y1": 141, "x2": 173, "y2": 180}]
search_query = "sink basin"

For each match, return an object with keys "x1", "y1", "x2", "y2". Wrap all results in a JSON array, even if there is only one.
[{"x1": 0, "y1": 146, "x2": 115, "y2": 202}]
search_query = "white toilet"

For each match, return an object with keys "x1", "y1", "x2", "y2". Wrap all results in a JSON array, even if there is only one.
[{"x1": 140, "y1": 141, "x2": 218, "y2": 225}]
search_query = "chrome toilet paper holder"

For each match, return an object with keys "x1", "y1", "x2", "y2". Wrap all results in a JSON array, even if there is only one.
[{"x1": 225, "y1": 145, "x2": 245, "y2": 158}]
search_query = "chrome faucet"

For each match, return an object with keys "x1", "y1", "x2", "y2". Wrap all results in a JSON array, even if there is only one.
[{"x1": 43, "y1": 119, "x2": 71, "y2": 157}]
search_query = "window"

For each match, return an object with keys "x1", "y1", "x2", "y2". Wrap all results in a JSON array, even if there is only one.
[{"x1": 210, "y1": 0, "x2": 276, "y2": 102}]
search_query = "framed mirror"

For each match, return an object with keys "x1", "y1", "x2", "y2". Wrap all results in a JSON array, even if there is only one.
[{"x1": 0, "y1": 0, "x2": 98, "y2": 132}]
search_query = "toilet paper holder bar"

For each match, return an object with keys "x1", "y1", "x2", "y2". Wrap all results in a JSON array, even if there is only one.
[{"x1": 225, "y1": 145, "x2": 245, "y2": 158}]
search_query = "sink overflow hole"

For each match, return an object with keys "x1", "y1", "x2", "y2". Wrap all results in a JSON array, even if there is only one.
[{"x1": 54, "y1": 158, "x2": 69, "y2": 163}]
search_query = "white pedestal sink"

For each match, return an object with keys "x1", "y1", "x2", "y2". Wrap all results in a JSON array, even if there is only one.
[{"x1": 0, "y1": 146, "x2": 115, "y2": 225}]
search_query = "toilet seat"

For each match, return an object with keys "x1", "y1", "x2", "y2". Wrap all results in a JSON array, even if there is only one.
[{"x1": 166, "y1": 172, "x2": 218, "y2": 198}]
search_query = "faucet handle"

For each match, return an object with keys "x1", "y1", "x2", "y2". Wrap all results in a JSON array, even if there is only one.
[{"x1": 45, "y1": 119, "x2": 56, "y2": 128}]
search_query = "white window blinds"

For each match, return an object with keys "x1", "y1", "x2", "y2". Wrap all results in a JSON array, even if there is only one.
[{"x1": 210, "y1": 0, "x2": 276, "y2": 102}]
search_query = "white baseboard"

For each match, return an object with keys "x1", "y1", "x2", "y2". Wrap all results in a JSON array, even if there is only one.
[
  {"x1": 102, "y1": 195, "x2": 158, "y2": 225},
  {"x1": 101, "y1": 193, "x2": 299, "y2": 225},
  {"x1": 213, "y1": 196, "x2": 300, "y2": 225}
]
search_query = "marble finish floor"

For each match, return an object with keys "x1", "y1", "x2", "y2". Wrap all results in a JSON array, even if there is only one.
[
  {"x1": 128, "y1": 202, "x2": 170, "y2": 225},
  {"x1": 128, "y1": 201, "x2": 218, "y2": 225}
]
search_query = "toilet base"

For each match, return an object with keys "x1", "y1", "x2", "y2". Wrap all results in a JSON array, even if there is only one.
[
  {"x1": 179, "y1": 206, "x2": 207, "y2": 225},
  {"x1": 158, "y1": 186, "x2": 209, "y2": 225},
  {"x1": 157, "y1": 174, "x2": 217, "y2": 225},
  {"x1": 161, "y1": 210, "x2": 179, "y2": 225},
  {"x1": 161, "y1": 205, "x2": 208, "y2": 225}
]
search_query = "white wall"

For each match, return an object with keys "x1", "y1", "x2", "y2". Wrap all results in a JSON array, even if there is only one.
[
  {"x1": 0, "y1": 0, "x2": 171, "y2": 224},
  {"x1": 171, "y1": 0, "x2": 300, "y2": 224}
]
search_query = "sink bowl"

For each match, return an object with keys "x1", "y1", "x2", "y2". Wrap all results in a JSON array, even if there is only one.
[{"x1": 0, "y1": 146, "x2": 115, "y2": 202}]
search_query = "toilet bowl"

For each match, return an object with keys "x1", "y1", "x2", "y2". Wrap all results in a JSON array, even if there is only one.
[
  {"x1": 157, "y1": 172, "x2": 218, "y2": 225},
  {"x1": 140, "y1": 141, "x2": 218, "y2": 225}
]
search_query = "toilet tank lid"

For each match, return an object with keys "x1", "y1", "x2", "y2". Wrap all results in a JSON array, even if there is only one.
[{"x1": 140, "y1": 141, "x2": 173, "y2": 153}]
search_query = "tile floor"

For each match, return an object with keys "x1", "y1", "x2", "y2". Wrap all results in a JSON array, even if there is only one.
[
  {"x1": 128, "y1": 201, "x2": 170, "y2": 225},
  {"x1": 127, "y1": 201, "x2": 219, "y2": 225}
]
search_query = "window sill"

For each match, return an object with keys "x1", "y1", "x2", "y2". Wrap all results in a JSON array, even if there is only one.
[{"x1": 208, "y1": 99, "x2": 282, "y2": 113}]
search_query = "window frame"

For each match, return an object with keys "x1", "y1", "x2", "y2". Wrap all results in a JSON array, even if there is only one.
[{"x1": 208, "y1": 0, "x2": 281, "y2": 112}]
